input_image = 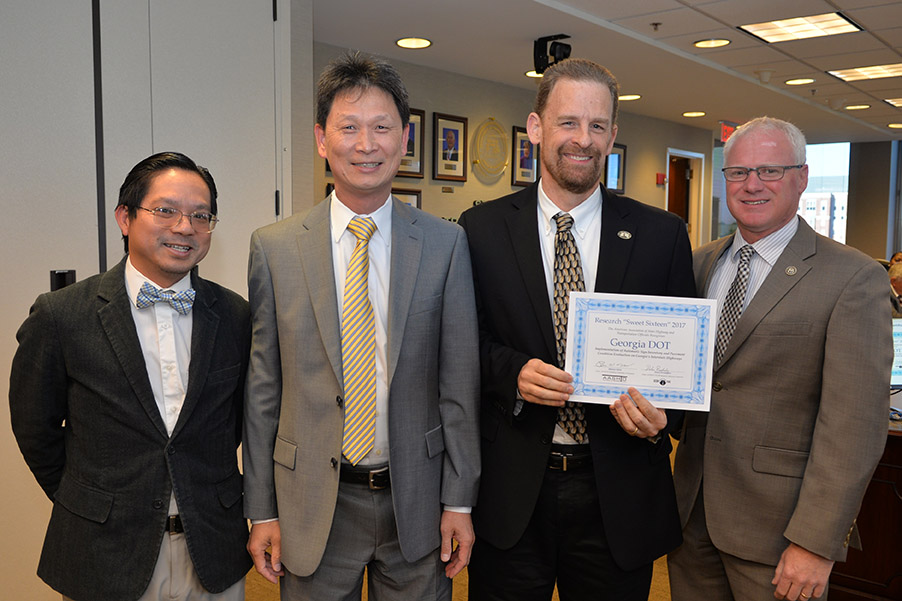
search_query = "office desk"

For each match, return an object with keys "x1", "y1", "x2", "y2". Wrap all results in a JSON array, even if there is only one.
[{"x1": 829, "y1": 423, "x2": 902, "y2": 600}]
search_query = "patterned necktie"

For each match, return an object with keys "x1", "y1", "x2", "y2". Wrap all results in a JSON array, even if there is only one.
[
  {"x1": 135, "y1": 281, "x2": 195, "y2": 315},
  {"x1": 552, "y1": 212, "x2": 588, "y2": 444},
  {"x1": 341, "y1": 216, "x2": 378, "y2": 465},
  {"x1": 715, "y1": 244, "x2": 755, "y2": 364}
]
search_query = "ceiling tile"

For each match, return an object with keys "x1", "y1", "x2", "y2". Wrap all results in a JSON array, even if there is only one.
[
  {"x1": 767, "y1": 31, "x2": 884, "y2": 59},
  {"x1": 700, "y1": 44, "x2": 790, "y2": 67},
  {"x1": 553, "y1": 0, "x2": 683, "y2": 21},
  {"x1": 695, "y1": 0, "x2": 841, "y2": 26},
  {"x1": 612, "y1": 7, "x2": 724, "y2": 38},
  {"x1": 807, "y1": 48, "x2": 902, "y2": 69},
  {"x1": 844, "y1": 4, "x2": 902, "y2": 31}
]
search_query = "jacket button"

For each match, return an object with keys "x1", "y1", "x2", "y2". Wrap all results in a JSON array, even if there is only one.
[
  {"x1": 152, "y1": 499, "x2": 164, "y2": 510},
  {"x1": 712, "y1": 382, "x2": 723, "y2": 392},
  {"x1": 167, "y1": 445, "x2": 176, "y2": 455},
  {"x1": 330, "y1": 457, "x2": 338, "y2": 469},
  {"x1": 540, "y1": 434, "x2": 551, "y2": 445}
]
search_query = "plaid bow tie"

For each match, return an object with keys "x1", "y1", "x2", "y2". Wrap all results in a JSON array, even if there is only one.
[{"x1": 135, "y1": 282, "x2": 195, "y2": 315}]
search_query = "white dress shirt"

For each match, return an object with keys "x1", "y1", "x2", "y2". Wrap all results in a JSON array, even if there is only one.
[
  {"x1": 124, "y1": 257, "x2": 193, "y2": 513},
  {"x1": 330, "y1": 192, "x2": 393, "y2": 467},
  {"x1": 537, "y1": 180, "x2": 602, "y2": 444},
  {"x1": 707, "y1": 216, "x2": 799, "y2": 310}
]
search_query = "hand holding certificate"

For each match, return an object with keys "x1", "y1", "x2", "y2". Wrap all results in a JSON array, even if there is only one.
[{"x1": 565, "y1": 292, "x2": 716, "y2": 411}]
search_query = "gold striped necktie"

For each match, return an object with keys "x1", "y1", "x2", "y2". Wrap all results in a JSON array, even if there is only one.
[
  {"x1": 341, "y1": 216, "x2": 378, "y2": 465},
  {"x1": 552, "y1": 212, "x2": 588, "y2": 443}
]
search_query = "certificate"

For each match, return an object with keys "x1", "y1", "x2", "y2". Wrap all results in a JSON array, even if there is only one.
[{"x1": 565, "y1": 292, "x2": 716, "y2": 411}]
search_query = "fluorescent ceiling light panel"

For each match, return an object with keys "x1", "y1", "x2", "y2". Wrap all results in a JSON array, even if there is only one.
[
  {"x1": 829, "y1": 63, "x2": 902, "y2": 82},
  {"x1": 740, "y1": 12, "x2": 859, "y2": 43}
]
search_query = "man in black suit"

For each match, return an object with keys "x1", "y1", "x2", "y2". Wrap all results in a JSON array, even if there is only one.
[
  {"x1": 9, "y1": 152, "x2": 251, "y2": 601},
  {"x1": 459, "y1": 58, "x2": 695, "y2": 600}
]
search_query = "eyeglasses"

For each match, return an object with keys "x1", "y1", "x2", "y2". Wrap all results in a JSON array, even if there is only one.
[
  {"x1": 722, "y1": 164, "x2": 804, "y2": 182},
  {"x1": 136, "y1": 206, "x2": 218, "y2": 233}
]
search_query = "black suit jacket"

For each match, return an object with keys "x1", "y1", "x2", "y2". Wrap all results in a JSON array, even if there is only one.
[
  {"x1": 458, "y1": 183, "x2": 696, "y2": 571},
  {"x1": 9, "y1": 259, "x2": 252, "y2": 601}
]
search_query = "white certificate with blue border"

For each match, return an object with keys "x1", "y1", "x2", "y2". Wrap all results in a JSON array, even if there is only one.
[{"x1": 565, "y1": 292, "x2": 716, "y2": 411}]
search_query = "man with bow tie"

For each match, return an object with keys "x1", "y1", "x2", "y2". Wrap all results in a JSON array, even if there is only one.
[{"x1": 9, "y1": 152, "x2": 251, "y2": 601}]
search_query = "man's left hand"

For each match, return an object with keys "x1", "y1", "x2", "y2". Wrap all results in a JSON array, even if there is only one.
[
  {"x1": 772, "y1": 542, "x2": 834, "y2": 600},
  {"x1": 440, "y1": 510, "x2": 475, "y2": 579},
  {"x1": 610, "y1": 387, "x2": 667, "y2": 439}
]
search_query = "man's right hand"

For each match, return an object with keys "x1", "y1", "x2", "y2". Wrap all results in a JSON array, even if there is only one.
[
  {"x1": 517, "y1": 358, "x2": 573, "y2": 407},
  {"x1": 248, "y1": 520, "x2": 285, "y2": 583}
]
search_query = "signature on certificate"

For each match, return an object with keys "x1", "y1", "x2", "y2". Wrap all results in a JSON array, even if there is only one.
[{"x1": 595, "y1": 361, "x2": 634, "y2": 371}]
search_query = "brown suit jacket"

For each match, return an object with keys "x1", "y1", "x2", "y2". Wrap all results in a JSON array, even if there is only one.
[{"x1": 673, "y1": 218, "x2": 892, "y2": 564}]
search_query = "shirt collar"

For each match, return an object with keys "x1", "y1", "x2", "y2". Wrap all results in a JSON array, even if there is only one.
[
  {"x1": 730, "y1": 216, "x2": 799, "y2": 268},
  {"x1": 329, "y1": 191, "x2": 392, "y2": 247},
  {"x1": 124, "y1": 256, "x2": 192, "y2": 306},
  {"x1": 537, "y1": 179, "x2": 602, "y2": 240}
]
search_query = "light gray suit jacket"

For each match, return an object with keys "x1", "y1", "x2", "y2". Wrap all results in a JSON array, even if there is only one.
[
  {"x1": 242, "y1": 197, "x2": 480, "y2": 576},
  {"x1": 673, "y1": 218, "x2": 892, "y2": 565}
]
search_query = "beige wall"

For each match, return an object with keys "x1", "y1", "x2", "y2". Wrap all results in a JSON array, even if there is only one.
[
  {"x1": 309, "y1": 43, "x2": 713, "y2": 232},
  {"x1": 847, "y1": 141, "x2": 893, "y2": 259}
]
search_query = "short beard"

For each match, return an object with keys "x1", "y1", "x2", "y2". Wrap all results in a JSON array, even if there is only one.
[{"x1": 542, "y1": 146, "x2": 603, "y2": 195}]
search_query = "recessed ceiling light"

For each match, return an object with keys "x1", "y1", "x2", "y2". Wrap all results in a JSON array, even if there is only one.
[
  {"x1": 683, "y1": 111, "x2": 706, "y2": 118},
  {"x1": 889, "y1": 123, "x2": 902, "y2": 129},
  {"x1": 844, "y1": 104, "x2": 870, "y2": 110},
  {"x1": 885, "y1": 98, "x2": 902, "y2": 108},
  {"x1": 694, "y1": 38, "x2": 730, "y2": 49},
  {"x1": 619, "y1": 94, "x2": 641, "y2": 101},
  {"x1": 396, "y1": 37, "x2": 431, "y2": 49},
  {"x1": 785, "y1": 78, "x2": 815, "y2": 86},
  {"x1": 739, "y1": 12, "x2": 860, "y2": 43},
  {"x1": 829, "y1": 63, "x2": 902, "y2": 82},
  {"x1": 525, "y1": 70, "x2": 543, "y2": 78}
]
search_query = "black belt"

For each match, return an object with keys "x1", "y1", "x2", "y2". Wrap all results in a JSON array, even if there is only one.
[
  {"x1": 547, "y1": 444, "x2": 592, "y2": 472},
  {"x1": 340, "y1": 464, "x2": 390, "y2": 490},
  {"x1": 167, "y1": 514, "x2": 184, "y2": 534}
]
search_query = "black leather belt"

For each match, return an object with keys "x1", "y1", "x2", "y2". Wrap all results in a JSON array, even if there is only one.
[
  {"x1": 167, "y1": 514, "x2": 184, "y2": 534},
  {"x1": 547, "y1": 445, "x2": 592, "y2": 472},
  {"x1": 340, "y1": 464, "x2": 390, "y2": 490}
]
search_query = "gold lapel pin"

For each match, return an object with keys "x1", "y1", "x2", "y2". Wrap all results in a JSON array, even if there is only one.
[
  {"x1": 785, "y1": 266, "x2": 798, "y2": 276},
  {"x1": 617, "y1": 230, "x2": 632, "y2": 240}
]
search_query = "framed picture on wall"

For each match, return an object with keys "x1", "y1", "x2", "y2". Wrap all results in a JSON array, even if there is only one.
[
  {"x1": 605, "y1": 143, "x2": 626, "y2": 194},
  {"x1": 433, "y1": 112, "x2": 467, "y2": 182},
  {"x1": 398, "y1": 108, "x2": 425, "y2": 178},
  {"x1": 392, "y1": 187, "x2": 422, "y2": 209},
  {"x1": 512, "y1": 126, "x2": 539, "y2": 186}
]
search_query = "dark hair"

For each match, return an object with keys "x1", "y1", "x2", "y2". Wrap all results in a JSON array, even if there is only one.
[
  {"x1": 534, "y1": 58, "x2": 620, "y2": 125},
  {"x1": 117, "y1": 151, "x2": 217, "y2": 252},
  {"x1": 315, "y1": 52, "x2": 410, "y2": 128}
]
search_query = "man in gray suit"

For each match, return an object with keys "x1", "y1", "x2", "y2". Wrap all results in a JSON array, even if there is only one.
[
  {"x1": 668, "y1": 117, "x2": 892, "y2": 601},
  {"x1": 10, "y1": 152, "x2": 251, "y2": 601},
  {"x1": 243, "y1": 53, "x2": 480, "y2": 600}
]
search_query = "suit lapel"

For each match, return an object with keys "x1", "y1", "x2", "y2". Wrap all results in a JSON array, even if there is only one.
[
  {"x1": 717, "y1": 219, "x2": 815, "y2": 367},
  {"x1": 298, "y1": 201, "x2": 344, "y2": 386},
  {"x1": 97, "y1": 260, "x2": 169, "y2": 438},
  {"x1": 596, "y1": 189, "x2": 637, "y2": 293},
  {"x1": 172, "y1": 273, "x2": 217, "y2": 438},
  {"x1": 387, "y1": 199, "x2": 422, "y2": 384},
  {"x1": 506, "y1": 187, "x2": 557, "y2": 360}
]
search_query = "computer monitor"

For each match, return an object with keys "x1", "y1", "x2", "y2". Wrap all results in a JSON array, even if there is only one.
[{"x1": 892, "y1": 318, "x2": 902, "y2": 389}]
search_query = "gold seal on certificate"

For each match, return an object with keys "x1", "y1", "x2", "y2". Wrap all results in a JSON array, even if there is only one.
[{"x1": 564, "y1": 292, "x2": 716, "y2": 411}]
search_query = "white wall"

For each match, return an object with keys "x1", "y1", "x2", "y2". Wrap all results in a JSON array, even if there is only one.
[
  {"x1": 1, "y1": 5, "x2": 99, "y2": 599},
  {"x1": 1, "y1": 2, "x2": 292, "y2": 597}
]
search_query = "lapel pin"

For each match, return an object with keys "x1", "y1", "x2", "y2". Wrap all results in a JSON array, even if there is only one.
[
  {"x1": 617, "y1": 230, "x2": 632, "y2": 240},
  {"x1": 785, "y1": 266, "x2": 798, "y2": 276}
]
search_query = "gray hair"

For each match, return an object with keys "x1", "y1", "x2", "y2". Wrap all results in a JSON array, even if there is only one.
[{"x1": 724, "y1": 116, "x2": 807, "y2": 164}]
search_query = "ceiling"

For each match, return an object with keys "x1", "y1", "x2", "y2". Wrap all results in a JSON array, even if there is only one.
[{"x1": 313, "y1": 0, "x2": 902, "y2": 144}]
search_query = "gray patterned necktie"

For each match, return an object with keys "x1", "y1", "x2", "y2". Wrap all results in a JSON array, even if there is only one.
[
  {"x1": 552, "y1": 212, "x2": 588, "y2": 443},
  {"x1": 715, "y1": 244, "x2": 755, "y2": 364}
]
